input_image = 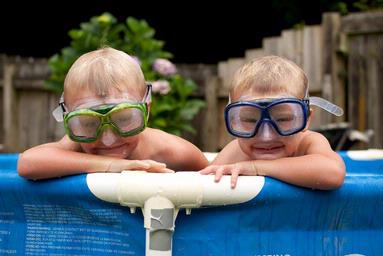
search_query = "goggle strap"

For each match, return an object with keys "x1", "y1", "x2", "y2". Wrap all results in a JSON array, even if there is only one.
[
  {"x1": 144, "y1": 83, "x2": 152, "y2": 104},
  {"x1": 52, "y1": 93, "x2": 65, "y2": 122},
  {"x1": 52, "y1": 106, "x2": 64, "y2": 122},
  {"x1": 309, "y1": 96, "x2": 344, "y2": 116}
]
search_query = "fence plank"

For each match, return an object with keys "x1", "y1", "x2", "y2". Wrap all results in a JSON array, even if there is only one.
[
  {"x1": 3, "y1": 63, "x2": 19, "y2": 152},
  {"x1": 245, "y1": 49, "x2": 265, "y2": 62},
  {"x1": 217, "y1": 61, "x2": 229, "y2": 95},
  {"x1": 366, "y1": 35, "x2": 383, "y2": 148},
  {"x1": 281, "y1": 29, "x2": 303, "y2": 66},
  {"x1": 202, "y1": 76, "x2": 219, "y2": 151},
  {"x1": 344, "y1": 12, "x2": 383, "y2": 148},
  {"x1": 342, "y1": 11, "x2": 383, "y2": 34},
  {"x1": 263, "y1": 36, "x2": 282, "y2": 55},
  {"x1": 322, "y1": 12, "x2": 346, "y2": 124},
  {"x1": 218, "y1": 58, "x2": 245, "y2": 97},
  {"x1": 303, "y1": 25, "x2": 323, "y2": 93},
  {"x1": 18, "y1": 91, "x2": 47, "y2": 149},
  {"x1": 348, "y1": 36, "x2": 367, "y2": 136}
]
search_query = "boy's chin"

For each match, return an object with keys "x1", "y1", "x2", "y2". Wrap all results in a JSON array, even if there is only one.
[
  {"x1": 95, "y1": 145, "x2": 132, "y2": 158},
  {"x1": 83, "y1": 142, "x2": 135, "y2": 159},
  {"x1": 247, "y1": 146, "x2": 288, "y2": 160}
]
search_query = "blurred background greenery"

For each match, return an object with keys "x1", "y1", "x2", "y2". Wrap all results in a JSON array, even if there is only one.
[{"x1": 46, "y1": 13, "x2": 205, "y2": 136}]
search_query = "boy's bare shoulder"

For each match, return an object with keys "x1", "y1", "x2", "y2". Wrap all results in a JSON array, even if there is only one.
[
  {"x1": 297, "y1": 130, "x2": 333, "y2": 155},
  {"x1": 143, "y1": 128, "x2": 186, "y2": 146},
  {"x1": 30, "y1": 135, "x2": 82, "y2": 152},
  {"x1": 140, "y1": 128, "x2": 208, "y2": 170},
  {"x1": 140, "y1": 128, "x2": 201, "y2": 156},
  {"x1": 57, "y1": 136, "x2": 82, "y2": 151},
  {"x1": 301, "y1": 130, "x2": 330, "y2": 144}
]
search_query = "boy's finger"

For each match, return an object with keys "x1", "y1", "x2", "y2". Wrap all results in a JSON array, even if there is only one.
[
  {"x1": 231, "y1": 171, "x2": 239, "y2": 189},
  {"x1": 199, "y1": 166, "x2": 215, "y2": 174},
  {"x1": 126, "y1": 160, "x2": 150, "y2": 170},
  {"x1": 143, "y1": 160, "x2": 167, "y2": 167},
  {"x1": 214, "y1": 167, "x2": 224, "y2": 182},
  {"x1": 145, "y1": 166, "x2": 175, "y2": 173},
  {"x1": 163, "y1": 168, "x2": 175, "y2": 173}
]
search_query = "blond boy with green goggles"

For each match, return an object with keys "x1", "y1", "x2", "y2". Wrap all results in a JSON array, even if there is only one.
[{"x1": 18, "y1": 48, "x2": 208, "y2": 179}]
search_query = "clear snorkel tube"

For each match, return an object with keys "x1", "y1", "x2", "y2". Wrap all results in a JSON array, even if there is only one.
[
  {"x1": 309, "y1": 96, "x2": 344, "y2": 116},
  {"x1": 304, "y1": 87, "x2": 344, "y2": 116}
]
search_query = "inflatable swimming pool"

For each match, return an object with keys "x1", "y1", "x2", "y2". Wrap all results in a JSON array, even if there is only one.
[{"x1": 0, "y1": 151, "x2": 382, "y2": 255}]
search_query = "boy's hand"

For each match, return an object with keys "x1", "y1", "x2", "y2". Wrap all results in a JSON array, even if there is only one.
[
  {"x1": 199, "y1": 162, "x2": 258, "y2": 189},
  {"x1": 106, "y1": 159, "x2": 174, "y2": 173}
]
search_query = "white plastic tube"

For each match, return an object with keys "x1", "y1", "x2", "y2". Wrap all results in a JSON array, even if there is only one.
[
  {"x1": 87, "y1": 171, "x2": 264, "y2": 207},
  {"x1": 87, "y1": 171, "x2": 264, "y2": 256}
]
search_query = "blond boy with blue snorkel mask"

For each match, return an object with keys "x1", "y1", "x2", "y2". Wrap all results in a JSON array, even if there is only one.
[
  {"x1": 18, "y1": 47, "x2": 208, "y2": 179},
  {"x1": 200, "y1": 56, "x2": 345, "y2": 190}
]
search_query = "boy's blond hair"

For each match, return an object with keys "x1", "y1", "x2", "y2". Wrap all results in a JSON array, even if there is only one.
[
  {"x1": 230, "y1": 56, "x2": 308, "y2": 100},
  {"x1": 64, "y1": 47, "x2": 146, "y2": 99}
]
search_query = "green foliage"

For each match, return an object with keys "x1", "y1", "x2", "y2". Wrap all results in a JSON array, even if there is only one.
[
  {"x1": 46, "y1": 13, "x2": 205, "y2": 136},
  {"x1": 332, "y1": 2, "x2": 349, "y2": 15},
  {"x1": 353, "y1": 0, "x2": 383, "y2": 11},
  {"x1": 332, "y1": 0, "x2": 383, "y2": 14}
]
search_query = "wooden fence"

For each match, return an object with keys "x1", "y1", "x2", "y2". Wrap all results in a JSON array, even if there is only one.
[
  {"x1": 0, "y1": 56, "x2": 63, "y2": 152},
  {"x1": 342, "y1": 11, "x2": 383, "y2": 150},
  {"x1": 1, "y1": 11, "x2": 382, "y2": 153}
]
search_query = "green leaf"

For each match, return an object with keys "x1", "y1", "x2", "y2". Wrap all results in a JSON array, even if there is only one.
[
  {"x1": 179, "y1": 100, "x2": 205, "y2": 120},
  {"x1": 151, "y1": 118, "x2": 167, "y2": 128}
]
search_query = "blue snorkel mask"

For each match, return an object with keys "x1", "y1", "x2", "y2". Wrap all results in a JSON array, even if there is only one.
[{"x1": 224, "y1": 89, "x2": 343, "y2": 138}]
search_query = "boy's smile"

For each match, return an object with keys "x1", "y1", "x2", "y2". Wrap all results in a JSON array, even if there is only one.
[
  {"x1": 252, "y1": 142, "x2": 285, "y2": 154},
  {"x1": 239, "y1": 134, "x2": 299, "y2": 160},
  {"x1": 81, "y1": 134, "x2": 140, "y2": 158}
]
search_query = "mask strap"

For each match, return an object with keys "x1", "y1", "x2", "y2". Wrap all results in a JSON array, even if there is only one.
[
  {"x1": 52, "y1": 93, "x2": 66, "y2": 122},
  {"x1": 143, "y1": 83, "x2": 152, "y2": 122},
  {"x1": 143, "y1": 83, "x2": 152, "y2": 104}
]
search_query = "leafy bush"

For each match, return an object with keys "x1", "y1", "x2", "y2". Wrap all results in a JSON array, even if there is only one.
[
  {"x1": 332, "y1": 0, "x2": 383, "y2": 14},
  {"x1": 46, "y1": 13, "x2": 205, "y2": 135}
]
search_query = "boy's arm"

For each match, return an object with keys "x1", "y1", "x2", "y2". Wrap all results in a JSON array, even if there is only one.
[
  {"x1": 211, "y1": 139, "x2": 249, "y2": 165},
  {"x1": 152, "y1": 130, "x2": 209, "y2": 171},
  {"x1": 17, "y1": 136, "x2": 170, "y2": 180},
  {"x1": 169, "y1": 146, "x2": 209, "y2": 171},
  {"x1": 254, "y1": 132, "x2": 346, "y2": 190},
  {"x1": 202, "y1": 133, "x2": 345, "y2": 190}
]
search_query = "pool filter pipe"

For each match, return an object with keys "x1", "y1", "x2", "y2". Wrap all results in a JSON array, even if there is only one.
[{"x1": 87, "y1": 171, "x2": 264, "y2": 256}]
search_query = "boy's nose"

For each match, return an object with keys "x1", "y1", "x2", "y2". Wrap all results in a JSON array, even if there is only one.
[
  {"x1": 256, "y1": 122, "x2": 278, "y2": 141},
  {"x1": 100, "y1": 128, "x2": 119, "y2": 146}
]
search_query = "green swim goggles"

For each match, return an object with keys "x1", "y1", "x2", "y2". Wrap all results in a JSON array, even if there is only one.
[{"x1": 53, "y1": 84, "x2": 151, "y2": 143}]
